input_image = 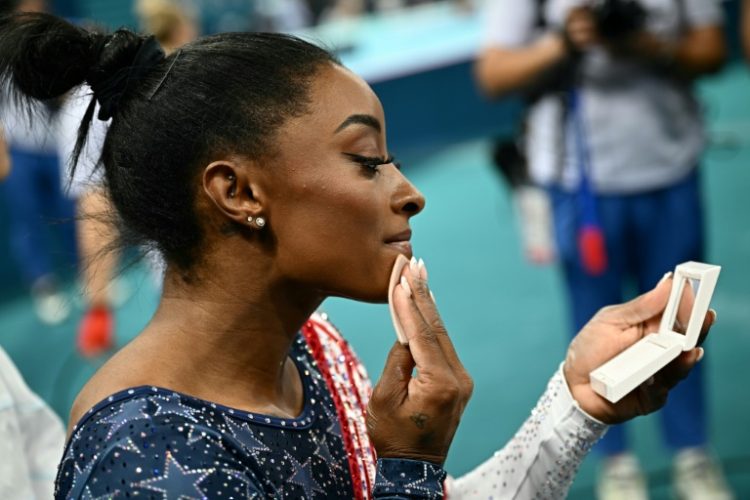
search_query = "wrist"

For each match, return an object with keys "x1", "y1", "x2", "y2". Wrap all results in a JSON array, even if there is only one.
[{"x1": 561, "y1": 361, "x2": 609, "y2": 426}]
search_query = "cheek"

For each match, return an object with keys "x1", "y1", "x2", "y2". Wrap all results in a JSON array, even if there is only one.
[{"x1": 272, "y1": 185, "x2": 392, "y2": 298}]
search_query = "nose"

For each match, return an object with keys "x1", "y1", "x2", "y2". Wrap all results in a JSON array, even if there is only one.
[{"x1": 391, "y1": 170, "x2": 426, "y2": 217}]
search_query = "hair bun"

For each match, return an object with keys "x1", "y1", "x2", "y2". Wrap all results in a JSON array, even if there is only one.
[
  {"x1": 86, "y1": 32, "x2": 165, "y2": 120},
  {"x1": 0, "y1": 13, "x2": 165, "y2": 120},
  {"x1": 0, "y1": 12, "x2": 96, "y2": 99}
]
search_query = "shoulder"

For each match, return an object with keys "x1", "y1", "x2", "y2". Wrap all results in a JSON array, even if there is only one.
[{"x1": 57, "y1": 389, "x2": 263, "y2": 499}]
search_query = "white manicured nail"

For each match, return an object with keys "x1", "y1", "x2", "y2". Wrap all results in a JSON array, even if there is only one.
[
  {"x1": 659, "y1": 271, "x2": 673, "y2": 284},
  {"x1": 418, "y1": 258, "x2": 427, "y2": 280},
  {"x1": 429, "y1": 290, "x2": 436, "y2": 303},
  {"x1": 409, "y1": 256, "x2": 418, "y2": 277},
  {"x1": 400, "y1": 276, "x2": 412, "y2": 298},
  {"x1": 696, "y1": 347, "x2": 705, "y2": 362}
]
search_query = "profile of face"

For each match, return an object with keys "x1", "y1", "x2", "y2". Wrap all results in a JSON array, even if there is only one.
[{"x1": 208, "y1": 64, "x2": 425, "y2": 303}]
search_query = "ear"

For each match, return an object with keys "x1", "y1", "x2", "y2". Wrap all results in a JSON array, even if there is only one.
[{"x1": 203, "y1": 159, "x2": 265, "y2": 228}]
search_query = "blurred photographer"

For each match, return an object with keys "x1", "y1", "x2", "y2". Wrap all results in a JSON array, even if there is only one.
[{"x1": 477, "y1": 1, "x2": 729, "y2": 499}]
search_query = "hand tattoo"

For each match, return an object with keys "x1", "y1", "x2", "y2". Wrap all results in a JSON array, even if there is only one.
[{"x1": 410, "y1": 413, "x2": 429, "y2": 429}]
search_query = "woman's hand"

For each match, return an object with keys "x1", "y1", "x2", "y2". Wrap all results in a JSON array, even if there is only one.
[
  {"x1": 563, "y1": 274, "x2": 715, "y2": 424},
  {"x1": 367, "y1": 258, "x2": 473, "y2": 465}
]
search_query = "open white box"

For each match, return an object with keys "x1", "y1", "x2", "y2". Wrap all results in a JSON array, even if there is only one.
[{"x1": 590, "y1": 261, "x2": 721, "y2": 404}]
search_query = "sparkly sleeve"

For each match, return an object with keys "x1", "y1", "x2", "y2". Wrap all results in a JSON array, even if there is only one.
[
  {"x1": 445, "y1": 364, "x2": 608, "y2": 499},
  {"x1": 373, "y1": 458, "x2": 447, "y2": 499}
]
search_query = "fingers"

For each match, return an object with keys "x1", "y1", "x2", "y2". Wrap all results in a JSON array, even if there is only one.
[
  {"x1": 392, "y1": 281, "x2": 448, "y2": 373},
  {"x1": 696, "y1": 309, "x2": 716, "y2": 347},
  {"x1": 606, "y1": 273, "x2": 673, "y2": 327},
  {"x1": 399, "y1": 259, "x2": 472, "y2": 391},
  {"x1": 374, "y1": 340, "x2": 415, "y2": 401},
  {"x1": 658, "y1": 348, "x2": 704, "y2": 390}
]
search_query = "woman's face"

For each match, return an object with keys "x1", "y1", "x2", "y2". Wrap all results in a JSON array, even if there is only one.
[{"x1": 261, "y1": 63, "x2": 425, "y2": 302}]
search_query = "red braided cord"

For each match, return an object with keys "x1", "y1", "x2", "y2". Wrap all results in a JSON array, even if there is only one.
[
  {"x1": 302, "y1": 320, "x2": 366, "y2": 500},
  {"x1": 313, "y1": 319, "x2": 376, "y2": 495}
]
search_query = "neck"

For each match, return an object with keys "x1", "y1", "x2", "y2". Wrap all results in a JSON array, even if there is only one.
[{"x1": 136, "y1": 255, "x2": 323, "y2": 417}]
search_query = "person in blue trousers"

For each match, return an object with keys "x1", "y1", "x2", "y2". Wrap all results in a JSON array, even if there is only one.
[{"x1": 476, "y1": 1, "x2": 732, "y2": 498}]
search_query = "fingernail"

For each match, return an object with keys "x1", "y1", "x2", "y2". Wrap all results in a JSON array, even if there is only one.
[
  {"x1": 418, "y1": 258, "x2": 428, "y2": 280},
  {"x1": 659, "y1": 271, "x2": 673, "y2": 284},
  {"x1": 409, "y1": 256, "x2": 418, "y2": 277},
  {"x1": 696, "y1": 347, "x2": 705, "y2": 363},
  {"x1": 400, "y1": 276, "x2": 412, "y2": 298},
  {"x1": 709, "y1": 308, "x2": 718, "y2": 324},
  {"x1": 429, "y1": 290, "x2": 436, "y2": 303}
]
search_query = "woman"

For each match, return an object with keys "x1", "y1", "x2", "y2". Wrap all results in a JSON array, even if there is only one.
[{"x1": 0, "y1": 12, "x2": 710, "y2": 499}]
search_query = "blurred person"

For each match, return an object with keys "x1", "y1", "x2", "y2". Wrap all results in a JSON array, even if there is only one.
[
  {"x1": 0, "y1": 108, "x2": 67, "y2": 500},
  {"x1": 58, "y1": 0, "x2": 198, "y2": 358},
  {"x1": 135, "y1": 0, "x2": 197, "y2": 53},
  {"x1": 0, "y1": 0, "x2": 76, "y2": 325},
  {"x1": 476, "y1": 1, "x2": 729, "y2": 499},
  {"x1": 744, "y1": 0, "x2": 750, "y2": 61},
  {"x1": 0, "y1": 12, "x2": 714, "y2": 499}
]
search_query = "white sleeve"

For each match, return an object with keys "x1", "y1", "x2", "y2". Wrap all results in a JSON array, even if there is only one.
[
  {"x1": 682, "y1": 0, "x2": 723, "y2": 27},
  {"x1": 445, "y1": 364, "x2": 608, "y2": 499},
  {"x1": 481, "y1": 0, "x2": 537, "y2": 49},
  {"x1": 0, "y1": 347, "x2": 65, "y2": 500}
]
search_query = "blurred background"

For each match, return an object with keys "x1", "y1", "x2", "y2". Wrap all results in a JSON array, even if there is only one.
[{"x1": 0, "y1": 0, "x2": 748, "y2": 498}]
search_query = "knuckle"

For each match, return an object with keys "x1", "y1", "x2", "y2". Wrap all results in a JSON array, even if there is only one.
[
  {"x1": 462, "y1": 375, "x2": 475, "y2": 399},
  {"x1": 431, "y1": 383, "x2": 460, "y2": 407}
]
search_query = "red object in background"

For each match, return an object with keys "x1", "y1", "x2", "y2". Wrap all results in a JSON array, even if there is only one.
[
  {"x1": 77, "y1": 306, "x2": 114, "y2": 358},
  {"x1": 578, "y1": 224, "x2": 608, "y2": 276}
]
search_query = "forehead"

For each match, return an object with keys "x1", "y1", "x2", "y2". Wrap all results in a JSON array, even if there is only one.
[{"x1": 303, "y1": 64, "x2": 385, "y2": 133}]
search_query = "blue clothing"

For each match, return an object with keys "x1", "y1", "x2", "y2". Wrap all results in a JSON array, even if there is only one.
[
  {"x1": 55, "y1": 333, "x2": 446, "y2": 499},
  {"x1": 550, "y1": 170, "x2": 706, "y2": 455},
  {"x1": 1, "y1": 147, "x2": 76, "y2": 285}
]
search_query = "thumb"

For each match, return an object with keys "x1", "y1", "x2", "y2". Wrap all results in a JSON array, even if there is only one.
[
  {"x1": 615, "y1": 272, "x2": 673, "y2": 326},
  {"x1": 374, "y1": 341, "x2": 415, "y2": 399}
]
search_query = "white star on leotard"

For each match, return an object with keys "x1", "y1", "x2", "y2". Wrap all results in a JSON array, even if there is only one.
[
  {"x1": 100, "y1": 399, "x2": 150, "y2": 439},
  {"x1": 285, "y1": 452, "x2": 325, "y2": 498},
  {"x1": 134, "y1": 451, "x2": 213, "y2": 500},
  {"x1": 152, "y1": 394, "x2": 199, "y2": 422},
  {"x1": 312, "y1": 433, "x2": 343, "y2": 472},
  {"x1": 223, "y1": 415, "x2": 271, "y2": 459}
]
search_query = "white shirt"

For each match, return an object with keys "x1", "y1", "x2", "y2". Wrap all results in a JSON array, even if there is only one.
[{"x1": 0, "y1": 347, "x2": 65, "y2": 499}]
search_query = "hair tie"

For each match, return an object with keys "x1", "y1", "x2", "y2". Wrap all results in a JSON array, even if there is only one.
[{"x1": 89, "y1": 35, "x2": 165, "y2": 121}]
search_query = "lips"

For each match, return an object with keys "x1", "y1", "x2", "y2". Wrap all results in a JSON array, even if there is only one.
[{"x1": 385, "y1": 229, "x2": 413, "y2": 258}]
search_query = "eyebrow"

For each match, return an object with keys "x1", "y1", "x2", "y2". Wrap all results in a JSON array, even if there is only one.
[{"x1": 334, "y1": 114, "x2": 382, "y2": 134}]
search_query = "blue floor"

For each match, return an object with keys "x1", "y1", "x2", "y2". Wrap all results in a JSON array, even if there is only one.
[{"x1": 1, "y1": 65, "x2": 750, "y2": 497}]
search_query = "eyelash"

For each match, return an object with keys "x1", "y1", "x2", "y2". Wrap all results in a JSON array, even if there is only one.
[{"x1": 344, "y1": 153, "x2": 401, "y2": 172}]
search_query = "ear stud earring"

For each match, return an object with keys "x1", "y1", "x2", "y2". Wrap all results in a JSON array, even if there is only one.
[
  {"x1": 255, "y1": 217, "x2": 266, "y2": 228},
  {"x1": 247, "y1": 216, "x2": 253, "y2": 224}
]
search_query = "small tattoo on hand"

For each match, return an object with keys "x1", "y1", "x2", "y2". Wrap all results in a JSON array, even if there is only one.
[{"x1": 410, "y1": 413, "x2": 428, "y2": 429}]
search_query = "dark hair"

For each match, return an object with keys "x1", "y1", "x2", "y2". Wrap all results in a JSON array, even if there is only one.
[{"x1": 0, "y1": 12, "x2": 338, "y2": 270}]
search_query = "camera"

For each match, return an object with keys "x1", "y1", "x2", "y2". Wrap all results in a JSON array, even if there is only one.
[{"x1": 591, "y1": 0, "x2": 647, "y2": 40}]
